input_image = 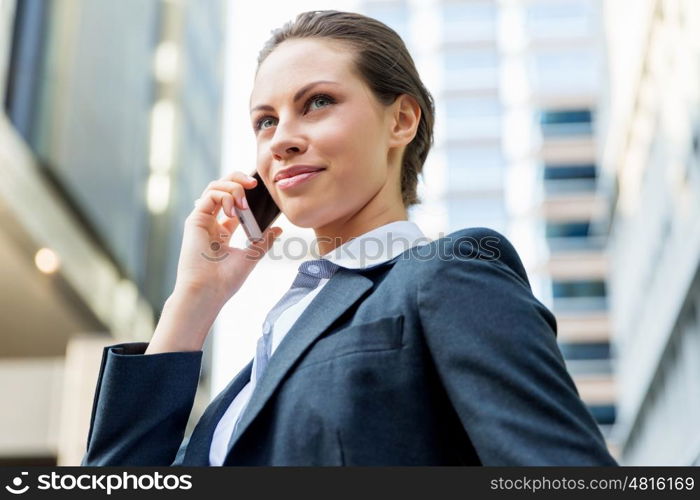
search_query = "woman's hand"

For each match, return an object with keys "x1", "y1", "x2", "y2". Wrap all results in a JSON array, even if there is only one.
[
  {"x1": 174, "y1": 170, "x2": 282, "y2": 303},
  {"x1": 146, "y1": 170, "x2": 282, "y2": 354}
]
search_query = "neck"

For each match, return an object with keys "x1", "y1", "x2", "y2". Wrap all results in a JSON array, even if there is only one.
[{"x1": 313, "y1": 201, "x2": 407, "y2": 256}]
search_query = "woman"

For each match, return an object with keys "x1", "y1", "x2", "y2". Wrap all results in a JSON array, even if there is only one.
[{"x1": 82, "y1": 10, "x2": 617, "y2": 466}]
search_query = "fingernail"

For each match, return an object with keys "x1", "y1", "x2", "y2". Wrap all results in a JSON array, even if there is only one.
[
  {"x1": 241, "y1": 196, "x2": 249, "y2": 209},
  {"x1": 247, "y1": 175, "x2": 255, "y2": 182}
]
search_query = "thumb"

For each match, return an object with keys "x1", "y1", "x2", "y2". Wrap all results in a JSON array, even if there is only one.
[{"x1": 242, "y1": 226, "x2": 283, "y2": 263}]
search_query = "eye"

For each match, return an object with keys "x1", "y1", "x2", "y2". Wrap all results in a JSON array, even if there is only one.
[
  {"x1": 306, "y1": 93, "x2": 335, "y2": 111},
  {"x1": 255, "y1": 116, "x2": 275, "y2": 132},
  {"x1": 253, "y1": 93, "x2": 336, "y2": 132}
]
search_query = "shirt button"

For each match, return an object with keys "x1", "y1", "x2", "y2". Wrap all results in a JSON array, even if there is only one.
[
  {"x1": 307, "y1": 264, "x2": 320, "y2": 274},
  {"x1": 263, "y1": 321, "x2": 271, "y2": 334}
]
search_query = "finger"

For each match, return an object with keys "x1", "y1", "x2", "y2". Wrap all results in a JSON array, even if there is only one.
[
  {"x1": 195, "y1": 189, "x2": 235, "y2": 217},
  {"x1": 220, "y1": 215, "x2": 239, "y2": 236},
  {"x1": 205, "y1": 180, "x2": 250, "y2": 209},
  {"x1": 220, "y1": 170, "x2": 258, "y2": 188},
  {"x1": 243, "y1": 226, "x2": 283, "y2": 263}
]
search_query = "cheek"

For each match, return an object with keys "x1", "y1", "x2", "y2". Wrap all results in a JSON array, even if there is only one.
[
  {"x1": 255, "y1": 145, "x2": 273, "y2": 180},
  {"x1": 320, "y1": 115, "x2": 381, "y2": 164},
  {"x1": 256, "y1": 141, "x2": 270, "y2": 162}
]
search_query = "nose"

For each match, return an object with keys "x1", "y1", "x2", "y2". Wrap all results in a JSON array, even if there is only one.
[{"x1": 269, "y1": 119, "x2": 307, "y2": 161}]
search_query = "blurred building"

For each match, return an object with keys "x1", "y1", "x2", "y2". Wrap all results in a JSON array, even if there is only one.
[
  {"x1": 499, "y1": 0, "x2": 617, "y2": 457},
  {"x1": 599, "y1": 0, "x2": 700, "y2": 465},
  {"x1": 437, "y1": 0, "x2": 507, "y2": 234},
  {"x1": 360, "y1": 0, "x2": 617, "y2": 458},
  {"x1": 361, "y1": 0, "x2": 506, "y2": 237},
  {"x1": 0, "y1": 0, "x2": 226, "y2": 464}
]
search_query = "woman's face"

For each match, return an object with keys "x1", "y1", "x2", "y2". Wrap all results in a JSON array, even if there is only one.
[{"x1": 249, "y1": 38, "x2": 405, "y2": 232}]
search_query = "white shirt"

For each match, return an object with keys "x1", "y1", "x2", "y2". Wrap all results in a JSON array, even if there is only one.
[{"x1": 209, "y1": 220, "x2": 429, "y2": 465}]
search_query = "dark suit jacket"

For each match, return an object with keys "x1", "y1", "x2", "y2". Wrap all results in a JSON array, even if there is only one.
[{"x1": 81, "y1": 227, "x2": 618, "y2": 466}]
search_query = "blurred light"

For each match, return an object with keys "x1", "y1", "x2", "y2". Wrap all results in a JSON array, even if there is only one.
[
  {"x1": 149, "y1": 99, "x2": 176, "y2": 173},
  {"x1": 34, "y1": 248, "x2": 60, "y2": 274},
  {"x1": 154, "y1": 41, "x2": 180, "y2": 83},
  {"x1": 147, "y1": 172, "x2": 171, "y2": 214}
]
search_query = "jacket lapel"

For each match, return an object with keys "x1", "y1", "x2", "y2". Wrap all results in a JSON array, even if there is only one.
[
  {"x1": 224, "y1": 267, "x2": 376, "y2": 460},
  {"x1": 181, "y1": 359, "x2": 253, "y2": 465}
]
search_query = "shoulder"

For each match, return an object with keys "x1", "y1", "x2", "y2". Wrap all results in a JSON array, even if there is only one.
[
  {"x1": 413, "y1": 226, "x2": 531, "y2": 290},
  {"x1": 414, "y1": 226, "x2": 557, "y2": 337}
]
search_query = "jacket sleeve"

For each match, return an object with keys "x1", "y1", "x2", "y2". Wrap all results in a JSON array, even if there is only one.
[
  {"x1": 81, "y1": 342, "x2": 202, "y2": 466},
  {"x1": 417, "y1": 228, "x2": 618, "y2": 465}
]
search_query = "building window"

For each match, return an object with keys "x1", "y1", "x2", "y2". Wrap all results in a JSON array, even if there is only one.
[
  {"x1": 543, "y1": 164, "x2": 597, "y2": 195},
  {"x1": 546, "y1": 221, "x2": 590, "y2": 238},
  {"x1": 538, "y1": 108, "x2": 593, "y2": 137},
  {"x1": 552, "y1": 279, "x2": 606, "y2": 299},
  {"x1": 545, "y1": 220, "x2": 605, "y2": 252},
  {"x1": 565, "y1": 359, "x2": 613, "y2": 376},
  {"x1": 544, "y1": 164, "x2": 597, "y2": 180},
  {"x1": 587, "y1": 404, "x2": 616, "y2": 425},
  {"x1": 559, "y1": 342, "x2": 611, "y2": 360},
  {"x1": 552, "y1": 279, "x2": 608, "y2": 315}
]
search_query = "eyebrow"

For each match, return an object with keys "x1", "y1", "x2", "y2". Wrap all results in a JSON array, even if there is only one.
[{"x1": 250, "y1": 80, "x2": 340, "y2": 114}]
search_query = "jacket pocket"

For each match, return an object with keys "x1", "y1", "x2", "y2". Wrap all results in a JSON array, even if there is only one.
[{"x1": 299, "y1": 314, "x2": 405, "y2": 368}]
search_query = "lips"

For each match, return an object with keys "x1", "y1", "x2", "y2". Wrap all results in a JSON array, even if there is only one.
[
  {"x1": 276, "y1": 169, "x2": 324, "y2": 190},
  {"x1": 274, "y1": 165, "x2": 326, "y2": 182}
]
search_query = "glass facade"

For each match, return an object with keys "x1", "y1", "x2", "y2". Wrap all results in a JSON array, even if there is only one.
[
  {"x1": 4, "y1": 0, "x2": 225, "y2": 312},
  {"x1": 6, "y1": 0, "x2": 159, "y2": 286},
  {"x1": 159, "y1": 0, "x2": 225, "y2": 305}
]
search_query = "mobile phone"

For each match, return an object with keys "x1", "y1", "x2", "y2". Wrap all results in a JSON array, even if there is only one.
[{"x1": 233, "y1": 170, "x2": 281, "y2": 242}]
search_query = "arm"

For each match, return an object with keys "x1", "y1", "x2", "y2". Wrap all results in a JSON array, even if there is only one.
[
  {"x1": 81, "y1": 342, "x2": 202, "y2": 466},
  {"x1": 80, "y1": 170, "x2": 281, "y2": 465},
  {"x1": 417, "y1": 228, "x2": 617, "y2": 465},
  {"x1": 80, "y1": 289, "x2": 217, "y2": 466}
]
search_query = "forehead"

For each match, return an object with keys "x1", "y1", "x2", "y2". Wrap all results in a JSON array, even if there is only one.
[{"x1": 250, "y1": 38, "x2": 360, "y2": 105}]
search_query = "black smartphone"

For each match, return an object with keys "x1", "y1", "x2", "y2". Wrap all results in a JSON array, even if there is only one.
[{"x1": 233, "y1": 170, "x2": 281, "y2": 242}]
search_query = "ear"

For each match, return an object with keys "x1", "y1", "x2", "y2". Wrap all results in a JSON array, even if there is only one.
[{"x1": 388, "y1": 94, "x2": 421, "y2": 148}]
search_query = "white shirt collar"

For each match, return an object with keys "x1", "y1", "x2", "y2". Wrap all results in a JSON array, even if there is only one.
[{"x1": 320, "y1": 220, "x2": 429, "y2": 270}]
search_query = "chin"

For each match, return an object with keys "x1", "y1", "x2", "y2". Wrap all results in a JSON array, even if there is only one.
[
  {"x1": 284, "y1": 205, "x2": 337, "y2": 230},
  {"x1": 286, "y1": 212, "x2": 323, "y2": 229}
]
